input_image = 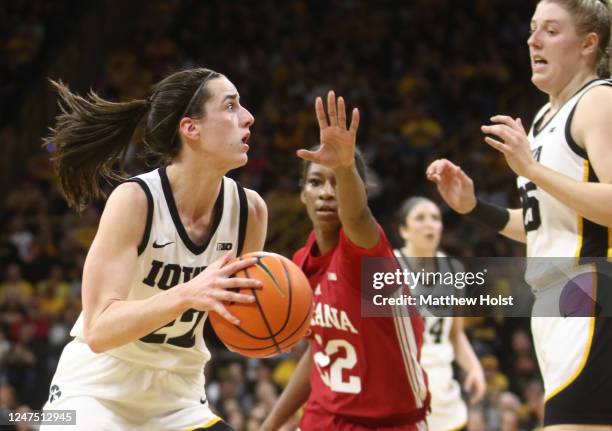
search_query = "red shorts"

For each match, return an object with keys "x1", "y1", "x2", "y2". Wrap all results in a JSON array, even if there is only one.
[{"x1": 299, "y1": 408, "x2": 426, "y2": 431}]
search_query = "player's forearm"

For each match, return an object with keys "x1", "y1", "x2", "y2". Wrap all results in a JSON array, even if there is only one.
[
  {"x1": 333, "y1": 163, "x2": 369, "y2": 222},
  {"x1": 452, "y1": 331, "x2": 481, "y2": 373},
  {"x1": 528, "y1": 163, "x2": 612, "y2": 228},
  {"x1": 262, "y1": 345, "x2": 312, "y2": 430},
  {"x1": 499, "y1": 209, "x2": 526, "y2": 243},
  {"x1": 84, "y1": 285, "x2": 188, "y2": 353}
]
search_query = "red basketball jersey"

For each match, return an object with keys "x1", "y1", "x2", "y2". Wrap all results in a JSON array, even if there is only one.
[{"x1": 293, "y1": 226, "x2": 430, "y2": 428}]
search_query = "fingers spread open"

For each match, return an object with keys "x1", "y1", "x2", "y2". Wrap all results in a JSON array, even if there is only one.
[
  {"x1": 219, "y1": 277, "x2": 262, "y2": 289},
  {"x1": 214, "y1": 303, "x2": 240, "y2": 326},
  {"x1": 296, "y1": 148, "x2": 319, "y2": 162},
  {"x1": 349, "y1": 107, "x2": 360, "y2": 133},
  {"x1": 484, "y1": 136, "x2": 509, "y2": 152},
  {"x1": 327, "y1": 91, "x2": 337, "y2": 126},
  {"x1": 315, "y1": 97, "x2": 328, "y2": 129},
  {"x1": 221, "y1": 257, "x2": 258, "y2": 276},
  {"x1": 337, "y1": 96, "x2": 347, "y2": 129}
]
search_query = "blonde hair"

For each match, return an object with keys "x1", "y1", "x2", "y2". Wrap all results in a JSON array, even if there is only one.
[{"x1": 541, "y1": 0, "x2": 612, "y2": 77}]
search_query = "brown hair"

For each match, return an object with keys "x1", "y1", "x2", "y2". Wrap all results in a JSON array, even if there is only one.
[
  {"x1": 44, "y1": 68, "x2": 221, "y2": 209},
  {"x1": 397, "y1": 196, "x2": 439, "y2": 228},
  {"x1": 542, "y1": 0, "x2": 612, "y2": 77}
]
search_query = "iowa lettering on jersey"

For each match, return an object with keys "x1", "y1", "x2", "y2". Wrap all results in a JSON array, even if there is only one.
[
  {"x1": 142, "y1": 260, "x2": 206, "y2": 290},
  {"x1": 311, "y1": 302, "x2": 358, "y2": 334},
  {"x1": 140, "y1": 260, "x2": 207, "y2": 348}
]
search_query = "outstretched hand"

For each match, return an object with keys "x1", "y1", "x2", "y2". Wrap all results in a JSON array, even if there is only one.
[
  {"x1": 297, "y1": 90, "x2": 360, "y2": 169},
  {"x1": 426, "y1": 159, "x2": 477, "y2": 214}
]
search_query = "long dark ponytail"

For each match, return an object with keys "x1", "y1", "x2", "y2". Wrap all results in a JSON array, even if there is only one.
[{"x1": 44, "y1": 67, "x2": 221, "y2": 209}]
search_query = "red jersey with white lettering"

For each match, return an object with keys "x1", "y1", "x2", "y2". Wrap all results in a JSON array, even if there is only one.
[{"x1": 293, "y1": 226, "x2": 429, "y2": 429}]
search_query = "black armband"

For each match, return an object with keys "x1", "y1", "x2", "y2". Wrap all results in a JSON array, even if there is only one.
[{"x1": 468, "y1": 199, "x2": 510, "y2": 231}]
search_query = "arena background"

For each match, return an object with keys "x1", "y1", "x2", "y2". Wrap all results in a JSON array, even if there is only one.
[{"x1": 1, "y1": 1, "x2": 547, "y2": 429}]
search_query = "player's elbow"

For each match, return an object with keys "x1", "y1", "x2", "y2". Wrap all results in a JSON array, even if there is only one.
[{"x1": 83, "y1": 322, "x2": 108, "y2": 354}]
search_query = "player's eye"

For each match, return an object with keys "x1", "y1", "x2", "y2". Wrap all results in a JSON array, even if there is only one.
[
  {"x1": 308, "y1": 178, "x2": 321, "y2": 187},
  {"x1": 227, "y1": 103, "x2": 235, "y2": 111}
]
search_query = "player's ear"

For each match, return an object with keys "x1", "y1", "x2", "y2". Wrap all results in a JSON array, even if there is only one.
[
  {"x1": 399, "y1": 223, "x2": 410, "y2": 241},
  {"x1": 179, "y1": 117, "x2": 199, "y2": 142},
  {"x1": 581, "y1": 32, "x2": 599, "y2": 57},
  {"x1": 300, "y1": 189, "x2": 307, "y2": 205}
]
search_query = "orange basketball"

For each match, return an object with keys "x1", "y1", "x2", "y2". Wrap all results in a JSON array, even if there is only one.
[{"x1": 209, "y1": 251, "x2": 313, "y2": 358}]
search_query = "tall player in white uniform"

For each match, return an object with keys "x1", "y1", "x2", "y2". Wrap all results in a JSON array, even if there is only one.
[
  {"x1": 427, "y1": 1, "x2": 612, "y2": 429},
  {"x1": 393, "y1": 197, "x2": 485, "y2": 431},
  {"x1": 41, "y1": 68, "x2": 268, "y2": 430}
]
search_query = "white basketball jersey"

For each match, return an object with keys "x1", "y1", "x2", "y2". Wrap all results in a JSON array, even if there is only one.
[
  {"x1": 70, "y1": 167, "x2": 248, "y2": 372},
  {"x1": 518, "y1": 79, "x2": 612, "y2": 259},
  {"x1": 517, "y1": 79, "x2": 612, "y2": 288},
  {"x1": 393, "y1": 250, "x2": 459, "y2": 368}
]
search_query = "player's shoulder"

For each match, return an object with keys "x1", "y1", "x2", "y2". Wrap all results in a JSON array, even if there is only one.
[
  {"x1": 100, "y1": 182, "x2": 149, "y2": 229},
  {"x1": 107, "y1": 182, "x2": 148, "y2": 210},
  {"x1": 578, "y1": 81, "x2": 612, "y2": 108},
  {"x1": 338, "y1": 224, "x2": 391, "y2": 253},
  {"x1": 243, "y1": 187, "x2": 267, "y2": 217}
]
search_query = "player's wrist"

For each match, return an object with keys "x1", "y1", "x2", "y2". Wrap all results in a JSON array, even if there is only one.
[
  {"x1": 467, "y1": 199, "x2": 510, "y2": 231},
  {"x1": 169, "y1": 283, "x2": 192, "y2": 315}
]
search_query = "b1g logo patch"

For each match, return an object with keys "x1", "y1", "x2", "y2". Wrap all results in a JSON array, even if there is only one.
[{"x1": 216, "y1": 242, "x2": 233, "y2": 251}]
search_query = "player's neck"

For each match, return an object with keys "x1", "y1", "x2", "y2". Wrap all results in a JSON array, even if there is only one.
[
  {"x1": 548, "y1": 70, "x2": 598, "y2": 111},
  {"x1": 402, "y1": 245, "x2": 435, "y2": 258},
  {"x1": 314, "y1": 227, "x2": 340, "y2": 255},
  {"x1": 165, "y1": 162, "x2": 224, "y2": 223}
]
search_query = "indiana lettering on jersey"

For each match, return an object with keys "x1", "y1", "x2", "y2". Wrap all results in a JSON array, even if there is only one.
[
  {"x1": 142, "y1": 260, "x2": 206, "y2": 290},
  {"x1": 311, "y1": 301, "x2": 359, "y2": 334}
]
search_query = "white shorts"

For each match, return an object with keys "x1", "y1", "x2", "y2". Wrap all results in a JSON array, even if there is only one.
[
  {"x1": 425, "y1": 364, "x2": 467, "y2": 431},
  {"x1": 531, "y1": 316, "x2": 593, "y2": 401},
  {"x1": 41, "y1": 339, "x2": 223, "y2": 431}
]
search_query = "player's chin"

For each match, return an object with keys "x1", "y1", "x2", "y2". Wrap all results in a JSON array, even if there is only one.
[
  {"x1": 229, "y1": 152, "x2": 249, "y2": 169},
  {"x1": 314, "y1": 212, "x2": 341, "y2": 228}
]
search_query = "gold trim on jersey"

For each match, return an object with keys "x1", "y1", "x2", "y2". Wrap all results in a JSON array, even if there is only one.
[
  {"x1": 184, "y1": 416, "x2": 222, "y2": 431},
  {"x1": 544, "y1": 264, "x2": 597, "y2": 403},
  {"x1": 574, "y1": 160, "x2": 590, "y2": 258},
  {"x1": 447, "y1": 421, "x2": 468, "y2": 431}
]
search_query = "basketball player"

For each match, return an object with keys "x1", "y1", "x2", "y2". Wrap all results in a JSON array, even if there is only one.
[
  {"x1": 393, "y1": 197, "x2": 485, "y2": 431},
  {"x1": 427, "y1": 1, "x2": 612, "y2": 429},
  {"x1": 41, "y1": 68, "x2": 268, "y2": 430},
  {"x1": 261, "y1": 92, "x2": 429, "y2": 430}
]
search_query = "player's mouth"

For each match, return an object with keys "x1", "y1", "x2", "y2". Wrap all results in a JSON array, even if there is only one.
[
  {"x1": 241, "y1": 132, "x2": 251, "y2": 150},
  {"x1": 531, "y1": 55, "x2": 548, "y2": 71},
  {"x1": 316, "y1": 205, "x2": 337, "y2": 216}
]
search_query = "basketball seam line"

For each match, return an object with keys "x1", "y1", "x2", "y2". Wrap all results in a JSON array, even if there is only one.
[
  {"x1": 228, "y1": 256, "x2": 294, "y2": 340},
  {"x1": 223, "y1": 300, "x2": 312, "y2": 351},
  {"x1": 251, "y1": 287, "x2": 282, "y2": 355}
]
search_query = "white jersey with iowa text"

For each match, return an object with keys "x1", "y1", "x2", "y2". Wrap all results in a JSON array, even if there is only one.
[
  {"x1": 70, "y1": 166, "x2": 248, "y2": 372},
  {"x1": 518, "y1": 79, "x2": 612, "y2": 265},
  {"x1": 517, "y1": 79, "x2": 612, "y2": 295}
]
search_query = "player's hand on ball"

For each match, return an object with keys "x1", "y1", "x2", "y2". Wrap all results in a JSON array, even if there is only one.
[
  {"x1": 183, "y1": 253, "x2": 262, "y2": 325},
  {"x1": 426, "y1": 159, "x2": 476, "y2": 214},
  {"x1": 297, "y1": 90, "x2": 360, "y2": 169}
]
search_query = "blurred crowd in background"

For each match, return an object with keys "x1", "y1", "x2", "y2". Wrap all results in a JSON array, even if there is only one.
[{"x1": 2, "y1": 0, "x2": 548, "y2": 429}]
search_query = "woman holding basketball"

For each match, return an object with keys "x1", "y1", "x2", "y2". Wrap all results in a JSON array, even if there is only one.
[
  {"x1": 41, "y1": 68, "x2": 267, "y2": 430},
  {"x1": 427, "y1": 0, "x2": 612, "y2": 428},
  {"x1": 262, "y1": 92, "x2": 429, "y2": 430},
  {"x1": 393, "y1": 197, "x2": 485, "y2": 431}
]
